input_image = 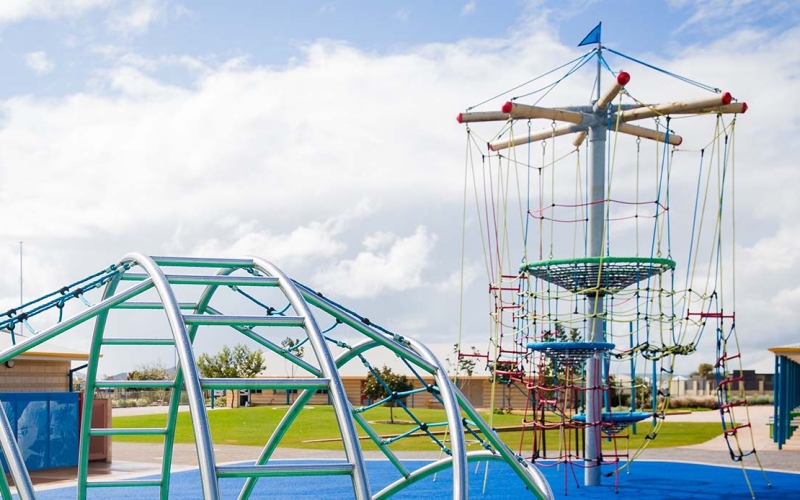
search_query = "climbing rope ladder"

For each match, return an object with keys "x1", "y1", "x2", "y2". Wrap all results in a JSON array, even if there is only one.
[{"x1": 454, "y1": 39, "x2": 770, "y2": 497}]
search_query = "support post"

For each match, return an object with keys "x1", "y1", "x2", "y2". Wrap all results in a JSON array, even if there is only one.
[{"x1": 585, "y1": 116, "x2": 606, "y2": 486}]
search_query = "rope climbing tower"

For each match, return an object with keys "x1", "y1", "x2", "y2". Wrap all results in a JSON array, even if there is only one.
[
  {"x1": 455, "y1": 22, "x2": 770, "y2": 496},
  {"x1": 0, "y1": 254, "x2": 554, "y2": 500}
]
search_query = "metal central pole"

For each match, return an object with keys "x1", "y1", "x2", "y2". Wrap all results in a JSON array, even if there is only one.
[{"x1": 584, "y1": 42, "x2": 606, "y2": 486}]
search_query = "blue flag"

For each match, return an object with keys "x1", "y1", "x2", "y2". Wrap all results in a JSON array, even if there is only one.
[{"x1": 578, "y1": 22, "x2": 601, "y2": 46}]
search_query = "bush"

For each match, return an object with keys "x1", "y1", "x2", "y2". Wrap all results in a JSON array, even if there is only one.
[{"x1": 667, "y1": 396, "x2": 719, "y2": 410}]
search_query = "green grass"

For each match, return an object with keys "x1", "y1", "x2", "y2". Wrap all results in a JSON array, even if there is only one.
[{"x1": 112, "y1": 406, "x2": 723, "y2": 453}]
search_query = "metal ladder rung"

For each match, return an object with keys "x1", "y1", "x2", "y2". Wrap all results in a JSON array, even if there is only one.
[
  {"x1": 102, "y1": 338, "x2": 175, "y2": 346},
  {"x1": 120, "y1": 274, "x2": 279, "y2": 287},
  {"x1": 115, "y1": 302, "x2": 197, "y2": 310},
  {"x1": 216, "y1": 463, "x2": 353, "y2": 478},
  {"x1": 94, "y1": 380, "x2": 174, "y2": 389},
  {"x1": 86, "y1": 479, "x2": 162, "y2": 488},
  {"x1": 90, "y1": 428, "x2": 168, "y2": 436},
  {"x1": 184, "y1": 314, "x2": 304, "y2": 327},
  {"x1": 152, "y1": 256, "x2": 254, "y2": 268},
  {"x1": 199, "y1": 378, "x2": 330, "y2": 390}
]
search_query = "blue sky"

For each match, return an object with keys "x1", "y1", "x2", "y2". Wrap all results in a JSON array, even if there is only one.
[
  {"x1": 2, "y1": 0, "x2": 797, "y2": 97},
  {"x1": 0, "y1": 0, "x2": 797, "y2": 378}
]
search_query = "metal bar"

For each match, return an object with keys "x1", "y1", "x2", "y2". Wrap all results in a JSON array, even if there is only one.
[
  {"x1": 296, "y1": 284, "x2": 436, "y2": 373},
  {"x1": 114, "y1": 302, "x2": 196, "y2": 310},
  {"x1": 584, "y1": 116, "x2": 606, "y2": 486},
  {"x1": 87, "y1": 480, "x2": 163, "y2": 488},
  {"x1": 0, "y1": 400, "x2": 35, "y2": 500},
  {"x1": 95, "y1": 380, "x2": 175, "y2": 389},
  {"x1": 374, "y1": 451, "x2": 550, "y2": 500},
  {"x1": 200, "y1": 378, "x2": 329, "y2": 390},
  {"x1": 218, "y1": 464, "x2": 353, "y2": 478},
  {"x1": 238, "y1": 389, "x2": 317, "y2": 500},
  {"x1": 152, "y1": 256, "x2": 254, "y2": 268},
  {"x1": 0, "y1": 280, "x2": 153, "y2": 365},
  {"x1": 204, "y1": 306, "x2": 321, "y2": 377},
  {"x1": 252, "y1": 258, "x2": 371, "y2": 500},
  {"x1": 120, "y1": 273, "x2": 279, "y2": 287},
  {"x1": 352, "y1": 410, "x2": 409, "y2": 477},
  {"x1": 183, "y1": 315, "x2": 305, "y2": 327},
  {"x1": 102, "y1": 338, "x2": 175, "y2": 346},
  {"x1": 403, "y1": 337, "x2": 468, "y2": 499},
  {"x1": 120, "y1": 253, "x2": 220, "y2": 500},
  {"x1": 453, "y1": 389, "x2": 553, "y2": 500},
  {"x1": 90, "y1": 428, "x2": 168, "y2": 436}
]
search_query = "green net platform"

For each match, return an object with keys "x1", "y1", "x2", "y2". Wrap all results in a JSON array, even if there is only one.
[{"x1": 520, "y1": 256, "x2": 676, "y2": 295}]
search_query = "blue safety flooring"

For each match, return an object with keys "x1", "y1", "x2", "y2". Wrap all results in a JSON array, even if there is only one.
[{"x1": 30, "y1": 459, "x2": 799, "y2": 499}]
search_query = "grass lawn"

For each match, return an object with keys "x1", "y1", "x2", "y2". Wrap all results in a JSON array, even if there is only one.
[{"x1": 112, "y1": 406, "x2": 723, "y2": 453}]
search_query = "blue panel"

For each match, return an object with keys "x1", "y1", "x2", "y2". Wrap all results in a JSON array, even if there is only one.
[
  {"x1": 0, "y1": 392, "x2": 79, "y2": 472},
  {"x1": 48, "y1": 395, "x2": 79, "y2": 468},
  {"x1": 17, "y1": 399, "x2": 49, "y2": 470}
]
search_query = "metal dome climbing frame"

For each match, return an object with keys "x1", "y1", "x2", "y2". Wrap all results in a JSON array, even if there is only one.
[{"x1": 0, "y1": 254, "x2": 553, "y2": 500}]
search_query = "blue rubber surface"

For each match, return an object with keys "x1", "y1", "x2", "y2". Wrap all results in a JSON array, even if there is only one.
[{"x1": 31, "y1": 459, "x2": 799, "y2": 499}]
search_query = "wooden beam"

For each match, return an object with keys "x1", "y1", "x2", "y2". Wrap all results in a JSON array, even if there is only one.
[
  {"x1": 573, "y1": 130, "x2": 587, "y2": 148},
  {"x1": 677, "y1": 102, "x2": 748, "y2": 115},
  {"x1": 620, "y1": 92, "x2": 732, "y2": 122},
  {"x1": 501, "y1": 101, "x2": 585, "y2": 125},
  {"x1": 489, "y1": 124, "x2": 577, "y2": 151},
  {"x1": 615, "y1": 122, "x2": 682, "y2": 146},
  {"x1": 456, "y1": 111, "x2": 509, "y2": 124},
  {"x1": 596, "y1": 71, "x2": 630, "y2": 110}
]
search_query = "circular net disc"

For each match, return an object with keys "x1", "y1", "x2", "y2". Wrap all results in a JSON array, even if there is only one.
[
  {"x1": 571, "y1": 411, "x2": 651, "y2": 434},
  {"x1": 521, "y1": 256, "x2": 676, "y2": 295},
  {"x1": 527, "y1": 341, "x2": 615, "y2": 364}
]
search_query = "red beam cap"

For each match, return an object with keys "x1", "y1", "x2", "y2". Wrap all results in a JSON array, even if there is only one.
[
  {"x1": 616, "y1": 71, "x2": 630, "y2": 86},
  {"x1": 741, "y1": 102, "x2": 748, "y2": 114},
  {"x1": 501, "y1": 101, "x2": 513, "y2": 114},
  {"x1": 456, "y1": 113, "x2": 463, "y2": 123},
  {"x1": 488, "y1": 142, "x2": 495, "y2": 151},
  {"x1": 721, "y1": 92, "x2": 732, "y2": 105}
]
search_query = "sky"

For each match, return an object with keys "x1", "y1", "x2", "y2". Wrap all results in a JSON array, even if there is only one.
[{"x1": 0, "y1": 0, "x2": 797, "y2": 379}]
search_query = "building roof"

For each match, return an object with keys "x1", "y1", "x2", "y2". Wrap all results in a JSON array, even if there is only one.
[
  {"x1": 768, "y1": 343, "x2": 800, "y2": 365},
  {"x1": 0, "y1": 334, "x2": 90, "y2": 362}
]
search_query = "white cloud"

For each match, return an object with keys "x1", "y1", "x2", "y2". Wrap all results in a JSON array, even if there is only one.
[
  {"x1": 670, "y1": 0, "x2": 798, "y2": 34},
  {"x1": 24, "y1": 51, "x2": 54, "y2": 75},
  {"x1": 461, "y1": 1, "x2": 478, "y2": 16},
  {"x1": 107, "y1": 0, "x2": 164, "y2": 36},
  {"x1": 189, "y1": 202, "x2": 373, "y2": 269},
  {"x1": 0, "y1": 0, "x2": 110, "y2": 25},
  {"x1": 312, "y1": 226, "x2": 437, "y2": 299}
]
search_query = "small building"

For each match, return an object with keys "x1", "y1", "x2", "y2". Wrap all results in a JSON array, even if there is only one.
[{"x1": 769, "y1": 343, "x2": 800, "y2": 449}]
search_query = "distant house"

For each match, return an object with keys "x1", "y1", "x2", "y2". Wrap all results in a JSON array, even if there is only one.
[{"x1": 0, "y1": 335, "x2": 90, "y2": 392}]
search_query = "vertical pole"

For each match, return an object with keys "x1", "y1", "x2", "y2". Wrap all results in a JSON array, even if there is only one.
[
  {"x1": 19, "y1": 241, "x2": 23, "y2": 305},
  {"x1": 584, "y1": 108, "x2": 606, "y2": 486}
]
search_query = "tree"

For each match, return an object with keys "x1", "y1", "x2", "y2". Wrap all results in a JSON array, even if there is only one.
[
  {"x1": 197, "y1": 344, "x2": 265, "y2": 378},
  {"x1": 362, "y1": 365, "x2": 413, "y2": 423},
  {"x1": 281, "y1": 337, "x2": 305, "y2": 377},
  {"x1": 691, "y1": 363, "x2": 715, "y2": 380},
  {"x1": 127, "y1": 362, "x2": 169, "y2": 404},
  {"x1": 127, "y1": 362, "x2": 168, "y2": 381}
]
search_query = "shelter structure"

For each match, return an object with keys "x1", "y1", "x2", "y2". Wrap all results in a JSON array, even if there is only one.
[{"x1": 769, "y1": 343, "x2": 800, "y2": 449}]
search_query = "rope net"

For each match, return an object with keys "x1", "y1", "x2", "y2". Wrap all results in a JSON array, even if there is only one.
[{"x1": 456, "y1": 49, "x2": 769, "y2": 496}]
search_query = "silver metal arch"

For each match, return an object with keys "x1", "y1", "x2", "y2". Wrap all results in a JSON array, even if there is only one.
[
  {"x1": 250, "y1": 256, "x2": 372, "y2": 500},
  {"x1": 118, "y1": 253, "x2": 221, "y2": 500}
]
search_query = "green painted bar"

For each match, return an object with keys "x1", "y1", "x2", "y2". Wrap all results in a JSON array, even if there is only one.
[
  {"x1": 102, "y1": 338, "x2": 175, "y2": 346},
  {"x1": 217, "y1": 464, "x2": 353, "y2": 478},
  {"x1": 352, "y1": 411, "x2": 409, "y2": 478},
  {"x1": 183, "y1": 314, "x2": 304, "y2": 327},
  {"x1": 152, "y1": 256, "x2": 253, "y2": 268},
  {"x1": 199, "y1": 378, "x2": 329, "y2": 390},
  {"x1": 90, "y1": 428, "x2": 167, "y2": 436},
  {"x1": 114, "y1": 301, "x2": 197, "y2": 310},
  {"x1": 120, "y1": 274, "x2": 279, "y2": 287},
  {"x1": 86, "y1": 480, "x2": 163, "y2": 488},
  {"x1": 95, "y1": 380, "x2": 175, "y2": 389}
]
